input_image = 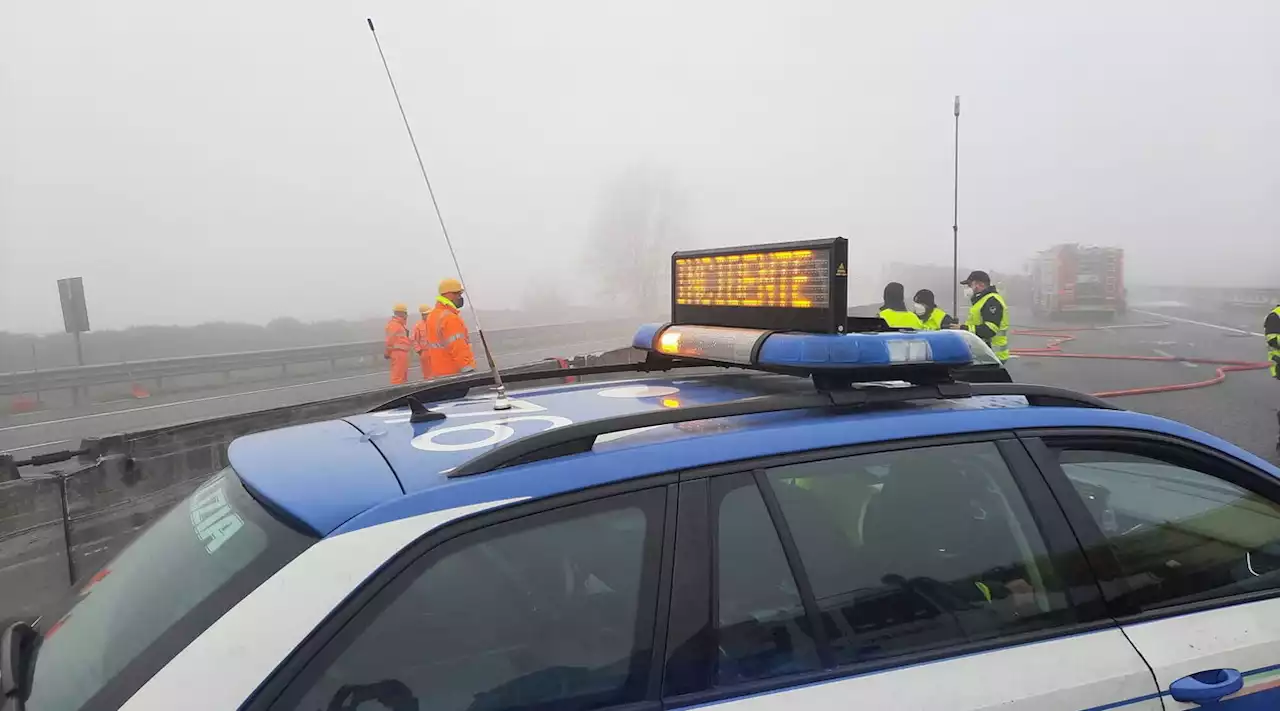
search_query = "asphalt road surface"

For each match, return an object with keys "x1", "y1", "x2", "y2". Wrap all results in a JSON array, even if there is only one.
[{"x1": 1007, "y1": 303, "x2": 1278, "y2": 465}]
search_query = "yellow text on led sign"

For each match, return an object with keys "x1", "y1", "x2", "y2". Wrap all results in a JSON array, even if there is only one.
[{"x1": 674, "y1": 249, "x2": 830, "y2": 308}]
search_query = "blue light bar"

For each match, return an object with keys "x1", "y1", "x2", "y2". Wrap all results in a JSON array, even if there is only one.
[
  {"x1": 757, "y1": 332, "x2": 970, "y2": 369},
  {"x1": 634, "y1": 323, "x2": 974, "y2": 371},
  {"x1": 632, "y1": 323, "x2": 666, "y2": 350}
]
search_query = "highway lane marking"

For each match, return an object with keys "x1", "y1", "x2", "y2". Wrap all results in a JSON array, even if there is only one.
[
  {"x1": 0, "y1": 338, "x2": 627, "y2": 435},
  {"x1": 1, "y1": 439, "x2": 71, "y2": 454},
  {"x1": 1152, "y1": 348, "x2": 1198, "y2": 368},
  {"x1": 0, "y1": 371, "x2": 389, "y2": 433},
  {"x1": 1133, "y1": 309, "x2": 1264, "y2": 337}
]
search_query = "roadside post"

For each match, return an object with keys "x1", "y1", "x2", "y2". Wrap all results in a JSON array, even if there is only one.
[{"x1": 58, "y1": 277, "x2": 91, "y2": 406}]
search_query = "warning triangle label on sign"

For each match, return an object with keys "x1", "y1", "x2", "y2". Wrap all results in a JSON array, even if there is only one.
[{"x1": 835, "y1": 263, "x2": 847, "y2": 277}]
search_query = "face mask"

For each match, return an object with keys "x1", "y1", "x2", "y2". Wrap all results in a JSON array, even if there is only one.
[
  {"x1": 963, "y1": 286, "x2": 975, "y2": 300},
  {"x1": 913, "y1": 303, "x2": 927, "y2": 316},
  {"x1": 453, "y1": 295, "x2": 465, "y2": 309}
]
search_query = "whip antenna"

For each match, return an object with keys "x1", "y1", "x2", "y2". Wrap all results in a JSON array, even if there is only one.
[
  {"x1": 951, "y1": 94, "x2": 961, "y2": 318},
  {"x1": 366, "y1": 17, "x2": 511, "y2": 410}
]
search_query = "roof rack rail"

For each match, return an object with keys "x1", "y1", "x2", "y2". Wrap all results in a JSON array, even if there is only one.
[
  {"x1": 369, "y1": 354, "x2": 719, "y2": 413},
  {"x1": 446, "y1": 382, "x2": 1115, "y2": 479}
]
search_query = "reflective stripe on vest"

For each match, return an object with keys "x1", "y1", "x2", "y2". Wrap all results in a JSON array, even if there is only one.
[
  {"x1": 974, "y1": 581, "x2": 993, "y2": 603},
  {"x1": 966, "y1": 292, "x2": 1010, "y2": 361},
  {"x1": 879, "y1": 308, "x2": 922, "y2": 329},
  {"x1": 922, "y1": 307, "x2": 947, "y2": 331},
  {"x1": 425, "y1": 331, "x2": 467, "y2": 350},
  {"x1": 1268, "y1": 306, "x2": 1280, "y2": 378}
]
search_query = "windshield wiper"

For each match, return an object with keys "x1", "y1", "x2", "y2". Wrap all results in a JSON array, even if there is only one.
[{"x1": 0, "y1": 621, "x2": 36, "y2": 711}]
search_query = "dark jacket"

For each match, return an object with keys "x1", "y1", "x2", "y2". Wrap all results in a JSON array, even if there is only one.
[{"x1": 882, "y1": 282, "x2": 908, "y2": 312}]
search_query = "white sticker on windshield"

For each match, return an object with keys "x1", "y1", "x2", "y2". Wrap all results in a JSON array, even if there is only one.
[{"x1": 189, "y1": 475, "x2": 245, "y2": 554}]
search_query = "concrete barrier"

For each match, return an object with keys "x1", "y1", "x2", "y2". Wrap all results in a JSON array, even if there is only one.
[{"x1": 0, "y1": 351, "x2": 651, "y2": 619}]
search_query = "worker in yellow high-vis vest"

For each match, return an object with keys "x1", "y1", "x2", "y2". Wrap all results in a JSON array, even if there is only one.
[
  {"x1": 879, "y1": 282, "x2": 924, "y2": 329},
  {"x1": 1266, "y1": 304, "x2": 1279, "y2": 449},
  {"x1": 959, "y1": 270, "x2": 1010, "y2": 361},
  {"x1": 912, "y1": 289, "x2": 956, "y2": 331}
]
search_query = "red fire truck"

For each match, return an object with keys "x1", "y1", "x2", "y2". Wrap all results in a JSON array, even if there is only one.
[{"x1": 1029, "y1": 244, "x2": 1126, "y2": 318}]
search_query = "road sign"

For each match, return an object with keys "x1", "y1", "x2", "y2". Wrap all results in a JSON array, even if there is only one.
[{"x1": 57, "y1": 277, "x2": 90, "y2": 334}]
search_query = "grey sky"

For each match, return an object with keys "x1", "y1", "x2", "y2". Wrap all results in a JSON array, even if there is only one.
[{"x1": 2, "y1": 0, "x2": 1276, "y2": 333}]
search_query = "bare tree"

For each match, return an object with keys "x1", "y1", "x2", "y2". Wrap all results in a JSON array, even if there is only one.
[
  {"x1": 522, "y1": 279, "x2": 568, "y2": 321},
  {"x1": 587, "y1": 167, "x2": 690, "y2": 314}
]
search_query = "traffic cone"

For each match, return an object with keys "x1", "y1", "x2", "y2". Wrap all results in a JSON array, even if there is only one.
[
  {"x1": 10, "y1": 395, "x2": 38, "y2": 413},
  {"x1": 557, "y1": 358, "x2": 577, "y2": 384},
  {"x1": 131, "y1": 383, "x2": 151, "y2": 399}
]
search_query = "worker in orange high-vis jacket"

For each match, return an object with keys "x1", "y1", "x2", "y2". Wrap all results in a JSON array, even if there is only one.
[
  {"x1": 424, "y1": 278, "x2": 477, "y2": 377},
  {"x1": 410, "y1": 303, "x2": 433, "y2": 379},
  {"x1": 384, "y1": 303, "x2": 412, "y2": 385}
]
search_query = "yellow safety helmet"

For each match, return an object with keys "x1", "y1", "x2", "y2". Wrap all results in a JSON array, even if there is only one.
[
  {"x1": 438, "y1": 278, "x2": 464, "y2": 295},
  {"x1": 392, "y1": 303, "x2": 408, "y2": 314},
  {"x1": 418, "y1": 303, "x2": 432, "y2": 313}
]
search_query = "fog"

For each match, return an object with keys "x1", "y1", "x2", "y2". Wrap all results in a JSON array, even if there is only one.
[{"x1": 2, "y1": 0, "x2": 1277, "y2": 334}]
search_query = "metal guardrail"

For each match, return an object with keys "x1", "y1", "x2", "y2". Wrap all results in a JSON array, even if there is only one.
[
  {"x1": 0, "y1": 342, "x2": 378, "y2": 396},
  {"x1": 1223, "y1": 290, "x2": 1280, "y2": 308},
  {"x1": 1130, "y1": 285, "x2": 1280, "y2": 310},
  {"x1": 0, "y1": 318, "x2": 641, "y2": 397}
]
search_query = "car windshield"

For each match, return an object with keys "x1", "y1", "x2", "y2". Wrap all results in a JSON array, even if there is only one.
[{"x1": 22, "y1": 468, "x2": 315, "y2": 711}]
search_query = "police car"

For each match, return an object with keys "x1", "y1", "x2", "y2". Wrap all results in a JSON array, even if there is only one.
[{"x1": 5, "y1": 239, "x2": 1280, "y2": 711}]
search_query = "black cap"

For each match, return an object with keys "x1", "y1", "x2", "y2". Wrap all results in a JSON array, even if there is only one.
[{"x1": 961, "y1": 270, "x2": 990, "y2": 285}]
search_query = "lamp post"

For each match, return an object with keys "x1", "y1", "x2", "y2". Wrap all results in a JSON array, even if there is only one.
[{"x1": 952, "y1": 95, "x2": 961, "y2": 317}]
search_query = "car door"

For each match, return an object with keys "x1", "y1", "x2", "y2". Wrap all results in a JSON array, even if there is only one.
[
  {"x1": 661, "y1": 436, "x2": 1164, "y2": 710},
  {"x1": 241, "y1": 483, "x2": 675, "y2": 711},
  {"x1": 1025, "y1": 431, "x2": 1280, "y2": 710}
]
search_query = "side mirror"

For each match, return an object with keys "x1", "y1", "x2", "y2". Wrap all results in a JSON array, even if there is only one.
[{"x1": 1, "y1": 620, "x2": 37, "y2": 707}]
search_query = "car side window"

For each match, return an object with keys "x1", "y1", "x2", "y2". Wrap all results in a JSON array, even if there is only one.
[
  {"x1": 712, "y1": 473, "x2": 822, "y2": 686},
  {"x1": 763, "y1": 442, "x2": 1076, "y2": 667},
  {"x1": 275, "y1": 488, "x2": 667, "y2": 711},
  {"x1": 1051, "y1": 444, "x2": 1280, "y2": 612}
]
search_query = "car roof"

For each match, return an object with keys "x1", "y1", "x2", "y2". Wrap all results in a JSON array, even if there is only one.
[{"x1": 227, "y1": 369, "x2": 1278, "y2": 537}]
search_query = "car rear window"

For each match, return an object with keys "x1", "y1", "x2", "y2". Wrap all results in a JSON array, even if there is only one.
[{"x1": 24, "y1": 468, "x2": 315, "y2": 711}]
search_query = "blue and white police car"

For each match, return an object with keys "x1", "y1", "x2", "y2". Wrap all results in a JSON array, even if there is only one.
[{"x1": 5, "y1": 239, "x2": 1280, "y2": 711}]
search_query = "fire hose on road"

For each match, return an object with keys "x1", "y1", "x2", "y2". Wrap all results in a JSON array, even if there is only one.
[{"x1": 1009, "y1": 323, "x2": 1272, "y2": 398}]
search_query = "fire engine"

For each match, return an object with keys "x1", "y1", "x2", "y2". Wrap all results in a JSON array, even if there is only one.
[{"x1": 1030, "y1": 244, "x2": 1126, "y2": 318}]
